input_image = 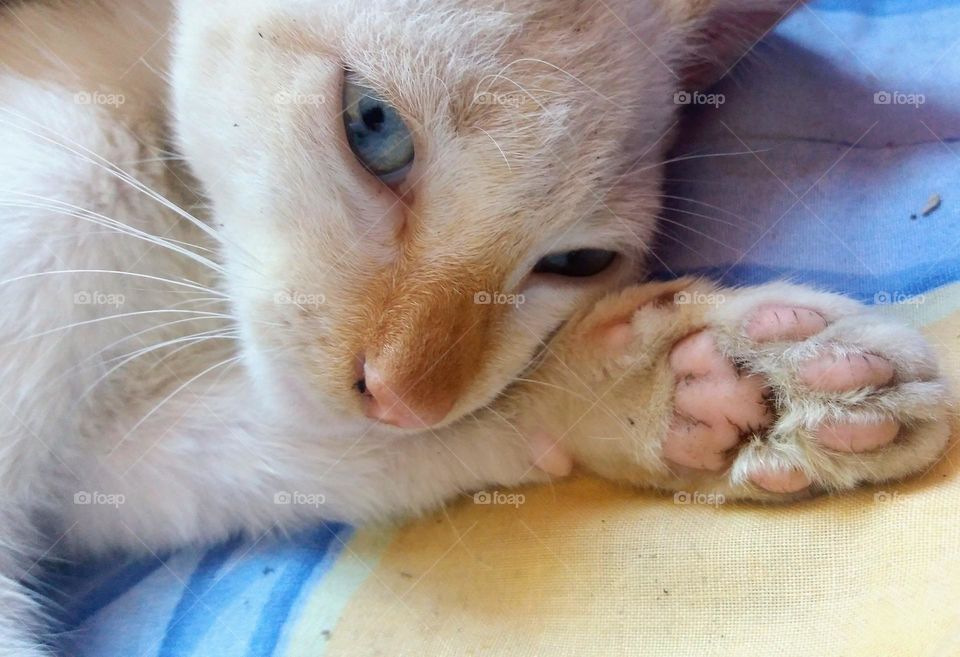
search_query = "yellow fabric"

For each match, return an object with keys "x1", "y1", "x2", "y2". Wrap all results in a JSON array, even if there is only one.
[{"x1": 316, "y1": 309, "x2": 960, "y2": 657}]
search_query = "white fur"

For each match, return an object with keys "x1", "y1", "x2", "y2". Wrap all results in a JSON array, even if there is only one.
[{"x1": 0, "y1": 0, "x2": 814, "y2": 652}]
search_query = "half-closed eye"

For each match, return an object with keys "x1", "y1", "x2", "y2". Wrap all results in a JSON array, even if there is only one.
[{"x1": 533, "y1": 249, "x2": 618, "y2": 278}]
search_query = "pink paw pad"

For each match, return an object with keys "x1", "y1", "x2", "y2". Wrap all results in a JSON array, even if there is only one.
[
  {"x1": 663, "y1": 305, "x2": 903, "y2": 495},
  {"x1": 816, "y1": 419, "x2": 900, "y2": 453},
  {"x1": 664, "y1": 331, "x2": 772, "y2": 472}
]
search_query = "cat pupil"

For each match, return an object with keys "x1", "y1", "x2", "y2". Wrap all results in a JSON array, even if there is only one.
[{"x1": 362, "y1": 106, "x2": 385, "y2": 131}]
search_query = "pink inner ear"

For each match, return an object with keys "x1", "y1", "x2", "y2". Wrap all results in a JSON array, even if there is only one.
[{"x1": 682, "y1": 3, "x2": 800, "y2": 90}]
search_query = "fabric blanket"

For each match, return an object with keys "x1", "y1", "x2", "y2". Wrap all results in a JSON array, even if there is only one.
[{"x1": 54, "y1": 0, "x2": 960, "y2": 655}]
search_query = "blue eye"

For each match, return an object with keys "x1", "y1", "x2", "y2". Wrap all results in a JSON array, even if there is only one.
[{"x1": 343, "y1": 75, "x2": 415, "y2": 185}]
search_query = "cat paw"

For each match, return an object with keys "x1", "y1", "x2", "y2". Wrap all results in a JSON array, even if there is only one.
[
  {"x1": 540, "y1": 280, "x2": 953, "y2": 501},
  {"x1": 660, "y1": 284, "x2": 952, "y2": 498}
]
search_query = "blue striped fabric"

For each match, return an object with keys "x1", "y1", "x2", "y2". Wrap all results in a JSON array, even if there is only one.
[
  {"x1": 816, "y1": 0, "x2": 957, "y2": 15},
  {"x1": 57, "y1": 525, "x2": 352, "y2": 656},
  {"x1": 53, "y1": 0, "x2": 960, "y2": 654}
]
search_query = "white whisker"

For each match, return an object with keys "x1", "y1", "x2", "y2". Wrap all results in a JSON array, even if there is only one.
[
  {"x1": 7, "y1": 309, "x2": 234, "y2": 346},
  {"x1": 0, "y1": 269, "x2": 226, "y2": 297},
  {"x1": 42, "y1": 315, "x2": 236, "y2": 391},
  {"x1": 627, "y1": 148, "x2": 772, "y2": 177},
  {"x1": 652, "y1": 227, "x2": 710, "y2": 261},
  {"x1": 110, "y1": 355, "x2": 242, "y2": 456},
  {"x1": 146, "y1": 331, "x2": 240, "y2": 372},
  {"x1": 511, "y1": 377, "x2": 597, "y2": 406},
  {"x1": 168, "y1": 296, "x2": 230, "y2": 310},
  {"x1": 75, "y1": 330, "x2": 239, "y2": 409},
  {"x1": 656, "y1": 216, "x2": 739, "y2": 251},
  {"x1": 636, "y1": 193, "x2": 759, "y2": 227},
  {"x1": 0, "y1": 109, "x2": 266, "y2": 274},
  {"x1": 475, "y1": 127, "x2": 512, "y2": 172},
  {"x1": 0, "y1": 194, "x2": 224, "y2": 273},
  {"x1": 492, "y1": 57, "x2": 616, "y2": 104},
  {"x1": 0, "y1": 110, "x2": 221, "y2": 238},
  {"x1": 663, "y1": 206, "x2": 751, "y2": 231}
]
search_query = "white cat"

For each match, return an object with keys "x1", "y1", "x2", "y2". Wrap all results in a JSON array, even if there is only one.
[{"x1": 0, "y1": 0, "x2": 951, "y2": 653}]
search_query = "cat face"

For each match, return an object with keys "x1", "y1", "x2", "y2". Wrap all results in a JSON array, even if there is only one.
[{"x1": 172, "y1": 0, "x2": 794, "y2": 432}]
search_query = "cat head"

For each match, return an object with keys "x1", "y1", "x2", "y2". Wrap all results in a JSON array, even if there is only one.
[{"x1": 171, "y1": 0, "x2": 797, "y2": 432}]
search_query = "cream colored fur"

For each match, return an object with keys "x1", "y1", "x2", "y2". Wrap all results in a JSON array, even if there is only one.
[{"x1": 0, "y1": 0, "x2": 947, "y2": 653}]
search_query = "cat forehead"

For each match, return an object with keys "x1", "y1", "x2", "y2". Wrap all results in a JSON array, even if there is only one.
[
  {"x1": 214, "y1": 7, "x2": 636, "y2": 171},
  {"x1": 188, "y1": 0, "x2": 670, "y2": 194},
  {"x1": 245, "y1": 0, "x2": 650, "y2": 89}
]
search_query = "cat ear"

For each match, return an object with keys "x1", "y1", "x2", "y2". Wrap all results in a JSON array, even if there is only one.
[{"x1": 674, "y1": 0, "x2": 803, "y2": 89}]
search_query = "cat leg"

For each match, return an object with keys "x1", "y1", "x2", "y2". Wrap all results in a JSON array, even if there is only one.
[{"x1": 518, "y1": 278, "x2": 952, "y2": 501}]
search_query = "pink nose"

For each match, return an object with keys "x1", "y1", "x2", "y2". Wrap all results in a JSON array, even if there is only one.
[{"x1": 360, "y1": 362, "x2": 453, "y2": 429}]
